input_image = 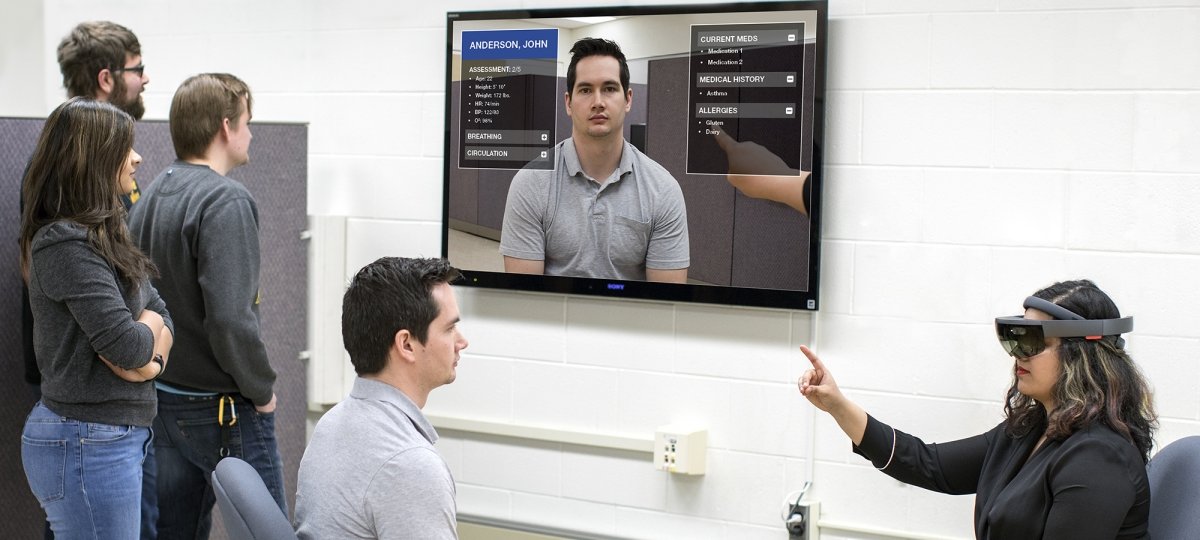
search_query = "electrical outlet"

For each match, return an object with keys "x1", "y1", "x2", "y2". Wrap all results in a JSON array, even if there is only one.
[
  {"x1": 653, "y1": 425, "x2": 706, "y2": 475},
  {"x1": 785, "y1": 500, "x2": 820, "y2": 540}
]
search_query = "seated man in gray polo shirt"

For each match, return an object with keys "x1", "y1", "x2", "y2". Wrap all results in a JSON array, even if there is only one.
[
  {"x1": 294, "y1": 257, "x2": 469, "y2": 540},
  {"x1": 500, "y1": 37, "x2": 689, "y2": 283}
]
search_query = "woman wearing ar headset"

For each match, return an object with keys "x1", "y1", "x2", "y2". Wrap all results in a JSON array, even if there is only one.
[{"x1": 798, "y1": 279, "x2": 1156, "y2": 539}]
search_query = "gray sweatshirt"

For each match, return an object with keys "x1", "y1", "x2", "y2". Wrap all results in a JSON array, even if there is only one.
[
  {"x1": 127, "y1": 161, "x2": 275, "y2": 405},
  {"x1": 29, "y1": 221, "x2": 173, "y2": 427}
]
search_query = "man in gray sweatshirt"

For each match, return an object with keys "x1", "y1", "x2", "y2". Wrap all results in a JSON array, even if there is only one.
[
  {"x1": 128, "y1": 73, "x2": 285, "y2": 539},
  {"x1": 294, "y1": 257, "x2": 469, "y2": 539}
]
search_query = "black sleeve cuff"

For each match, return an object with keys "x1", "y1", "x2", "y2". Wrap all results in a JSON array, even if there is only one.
[{"x1": 852, "y1": 414, "x2": 897, "y2": 470}]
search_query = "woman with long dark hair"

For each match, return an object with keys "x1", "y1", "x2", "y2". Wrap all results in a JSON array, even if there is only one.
[
  {"x1": 20, "y1": 97, "x2": 174, "y2": 538},
  {"x1": 799, "y1": 279, "x2": 1156, "y2": 539}
]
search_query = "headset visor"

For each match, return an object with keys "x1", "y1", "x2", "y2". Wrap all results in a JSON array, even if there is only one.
[{"x1": 995, "y1": 316, "x2": 1133, "y2": 359}]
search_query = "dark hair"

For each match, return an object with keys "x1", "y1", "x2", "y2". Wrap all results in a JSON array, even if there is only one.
[
  {"x1": 341, "y1": 257, "x2": 462, "y2": 375},
  {"x1": 20, "y1": 98, "x2": 156, "y2": 287},
  {"x1": 1003, "y1": 279, "x2": 1157, "y2": 462},
  {"x1": 57, "y1": 21, "x2": 141, "y2": 100},
  {"x1": 566, "y1": 38, "x2": 630, "y2": 94},
  {"x1": 170, "y1": 73, "x2": 253, "y2": 160}
]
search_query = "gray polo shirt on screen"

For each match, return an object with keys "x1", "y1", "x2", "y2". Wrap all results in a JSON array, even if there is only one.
[
  {"x1": 500, "y1": 138, "x2": 689, "y2": 280},
  {"x1": 294, "y1": 378, "x2": 457, "y2": 540}
]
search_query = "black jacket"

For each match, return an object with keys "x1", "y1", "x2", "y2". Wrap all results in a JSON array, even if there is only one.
[{"x1": 855, "y1": 414, "x2": 1149, "y2": 539}]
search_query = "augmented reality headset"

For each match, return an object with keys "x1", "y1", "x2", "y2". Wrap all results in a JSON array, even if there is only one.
[{"x1": 995, "y1": 296, "x2": 1133, "y2": 358}]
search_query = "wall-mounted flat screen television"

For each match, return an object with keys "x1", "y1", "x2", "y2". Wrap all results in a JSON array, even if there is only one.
[{"x1": 442, "y1": 1, "x2": 827, "y2": 310}]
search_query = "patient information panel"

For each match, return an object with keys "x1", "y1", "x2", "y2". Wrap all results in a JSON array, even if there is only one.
[
  {"x1": 459, "y1": 29, "x2": 558, "y2": 170},
  {"x1": 687, "y1": 23, "x2": 806, "y2": 176}
]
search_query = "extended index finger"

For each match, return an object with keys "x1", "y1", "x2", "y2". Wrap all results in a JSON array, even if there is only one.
[
  {"x1": 798, "y1": 344, "x2": 827, "y2": 374},
  {"x1": 712, "y1": 126, "x2": 737, "y2": 152}
]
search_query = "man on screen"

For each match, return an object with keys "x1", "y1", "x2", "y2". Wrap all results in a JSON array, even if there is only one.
[{"x1": 500, "y1": 38, "x2": 689, "y2": 283}]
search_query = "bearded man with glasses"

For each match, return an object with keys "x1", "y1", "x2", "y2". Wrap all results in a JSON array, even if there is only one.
[{"x1": 57, "y1": 20, "x2": 151, "y2": 124}]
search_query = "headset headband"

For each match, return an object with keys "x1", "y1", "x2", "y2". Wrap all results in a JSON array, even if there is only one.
[
  {"x1": 1023, "y1": 296, "x2": 1085, "y2": 321},
  {"x1": 999, "y1": 296, "x2": 1133, "y2": 345}
]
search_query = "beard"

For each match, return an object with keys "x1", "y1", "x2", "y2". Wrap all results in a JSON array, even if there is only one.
[{"x1": 109, "y1": 76, "x2": 145, "y2": 120}]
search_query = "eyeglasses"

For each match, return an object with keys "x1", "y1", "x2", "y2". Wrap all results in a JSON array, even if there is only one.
[{"x1": 112, "y1": 64, "x2": 145, "y2": 76}]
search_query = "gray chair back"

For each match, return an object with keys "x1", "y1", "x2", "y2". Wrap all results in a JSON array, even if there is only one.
[
  {"x1": 1147, "y1": 435, "x2": 1200, "y2": 540},
  {"x1": 212, "y1": 457, "x2": 299, "y2": 540}
]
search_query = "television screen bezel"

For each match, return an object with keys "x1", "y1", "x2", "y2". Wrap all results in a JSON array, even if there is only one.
[{"x1": 441, "y1": 1, "x2": 828, "y2": 311}]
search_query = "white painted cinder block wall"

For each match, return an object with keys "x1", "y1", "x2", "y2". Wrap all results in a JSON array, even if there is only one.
[{"x1": 8, "y1": 0, "x2": 1200, "y2": 538}]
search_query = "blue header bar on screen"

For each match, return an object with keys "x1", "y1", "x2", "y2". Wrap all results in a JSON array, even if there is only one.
[{"x1": 462, "y1": 29, "x2": 558, "y2": 60}]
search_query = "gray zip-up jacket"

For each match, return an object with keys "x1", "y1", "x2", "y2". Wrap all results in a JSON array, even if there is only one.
[{"x1": 29, "y1": 221, "x2": 173, "y2": 427}]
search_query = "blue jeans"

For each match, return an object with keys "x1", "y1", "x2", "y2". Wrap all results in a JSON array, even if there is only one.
[
  {"x1": 22, "y1": 401, "x2": 152, "y2": 540},
  {"x1": 141, "y1": 391, "x2": 287, "y2": 540}
]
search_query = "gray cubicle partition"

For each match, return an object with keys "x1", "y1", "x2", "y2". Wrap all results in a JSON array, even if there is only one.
[{"x1": 0, "y1": 117, "x2": 307, "y2": 539}]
